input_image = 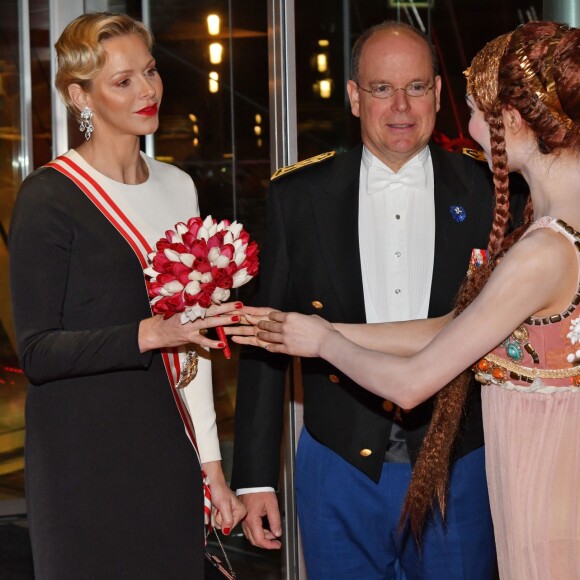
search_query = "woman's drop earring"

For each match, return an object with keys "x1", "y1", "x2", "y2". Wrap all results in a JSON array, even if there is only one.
[{"x1": 79, "y1": 106, "x2": 94, "y2": 140}]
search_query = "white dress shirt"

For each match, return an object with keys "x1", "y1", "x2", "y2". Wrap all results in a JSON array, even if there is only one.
[{"x1": 359, "y1": 146, "x2": 435, "y2": 324}]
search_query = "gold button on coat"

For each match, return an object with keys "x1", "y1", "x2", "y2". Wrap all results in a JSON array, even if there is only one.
[
  {"x1": 359, "y1": 449, "x2": 372, "y2": 457},
  {"x1": 311, "y1": 300, "x2": 323, "y2": 309},
  {"x1": 382, "y1": 400, "x2": 394, "y2": 412},
  {"x1": 328, "y1": 374, "x2": 340, "y2": 384}
]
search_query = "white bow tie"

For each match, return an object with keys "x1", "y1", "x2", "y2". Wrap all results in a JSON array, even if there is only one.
[{"x1": 367, "y1": 162, "x2": 426, "y2": 195}]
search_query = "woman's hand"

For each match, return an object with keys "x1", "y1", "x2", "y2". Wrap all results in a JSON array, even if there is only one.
[
  {"x1": 254, "y1": 311, "x2": 338, "y2": 358},
  {"x1": 202, "y1": 461, "x2": 247, "y2": 534},
  {"x1": 138, "y1": 301, "x2": 243, "y2": 352},
  {"x1": 223, "y1": 306, "x2": 280, "y2": 348}
]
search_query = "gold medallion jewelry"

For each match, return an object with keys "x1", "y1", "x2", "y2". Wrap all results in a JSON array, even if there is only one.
[{"x1": 176, "y1": 350, "x2": 199, "y2": 389}]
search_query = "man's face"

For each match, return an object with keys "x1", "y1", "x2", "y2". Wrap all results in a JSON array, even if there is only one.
[{"x1": 347, "y1": 29, "x2": 441, "y2": 172}]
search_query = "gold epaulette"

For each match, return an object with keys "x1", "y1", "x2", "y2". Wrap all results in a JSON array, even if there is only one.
[
  {"x1": 271, "y1": 151, "x2": 336, "y2": 181},
  {"x1": 462, "y1": 147, "x2": 487, "y2": 162}
]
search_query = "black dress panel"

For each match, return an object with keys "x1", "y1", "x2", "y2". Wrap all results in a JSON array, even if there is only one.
[{"x1": 9, "y1": 167, "x2": 204, "y2": 579}]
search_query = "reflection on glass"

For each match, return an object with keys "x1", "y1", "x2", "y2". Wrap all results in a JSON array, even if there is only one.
[
  {"x1": 207, "y1": 14, "x2": 221, "y2": 36},
  {"x1": 0, "y1": 326, "x2": 27, "y2": 501},
  {"x1": 209, "y1": 42, "x2": 223, "y2": 64},
  {"x1": 209, "y1": 70, "x2": 220, "y2": 93},
  {"x1": 0, "y1": 0, "x2": 26, "y2": 502}
]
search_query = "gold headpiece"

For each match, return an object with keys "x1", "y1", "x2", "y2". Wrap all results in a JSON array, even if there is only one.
[
  {"x1": 514, "y1": 27, "x2": 577, "y2": 133},
  {"x1": 464, "y1": 32, "x2": 513, "y2": 111}
]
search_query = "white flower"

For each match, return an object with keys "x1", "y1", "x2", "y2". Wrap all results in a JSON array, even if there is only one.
[
  {"x1": 184, "y1": 280, "x2": 201, "y2": 296},
  {"x1": 143, "y1": 267, "x2": 158, "y2": 280},
  {"x1": 207, "y1": 247, "x2": 221, "y2": 262},
  {"x1": 176, "y1": 222, "x2": 188, "y2": 235},
  {"x1": 214, "y1": 254, "x2": 230, "y2": 268},
  {"x1": 228, "y1": 221, "x2": 243, "y2": 238},
  {"x1": 567, "y1": 317, "x2": 580, "y2": 345},
  {"x1": 181, "y1": 304, "x2": 206, "y2": 323},
  {"x1": 234, "y1": 243, "x2": 248, "y2": 266},
  {"x1": 160, "y1": 280, "x2": 183, "y2": 296},
  {"x1": 232, "y1": 268, "x2": 250, "y2": 288},
  {"x1": 164, "y1": 248, "x2": 182, "y2": 262},
  {"x1": 212, "y1": 287, "x2": 231, "y2": 303},
  {"x1": 180, "y1": 253, "x2": 195, "y2": 268},
  {"x1": 169, "y1": 231, "x2": 182, "y2": 244}
]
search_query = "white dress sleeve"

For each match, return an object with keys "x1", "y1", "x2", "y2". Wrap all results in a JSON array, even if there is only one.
[
  {"x1": 176, "y1": 173, "x2": 221, "y2": 463},
  {"x1": 179, "y1": 346, "x2": 221, "y2": 463}
]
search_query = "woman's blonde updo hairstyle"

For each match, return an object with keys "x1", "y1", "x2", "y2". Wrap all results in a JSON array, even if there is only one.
[{"x1": 55, "y1": 12, "x2": 153, "y2": 117}]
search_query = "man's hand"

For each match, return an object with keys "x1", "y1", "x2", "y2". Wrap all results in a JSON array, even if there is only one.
[{"x1": 239, "y1": 491, "x2": 282, "y2": 549}]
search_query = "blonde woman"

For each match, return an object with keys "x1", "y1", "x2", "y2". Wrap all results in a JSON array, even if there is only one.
[{"x1": 9, "y1": 13, "x2": 244, "y2": 577}]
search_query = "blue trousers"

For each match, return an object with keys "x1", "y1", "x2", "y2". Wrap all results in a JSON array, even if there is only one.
[{"x1": 295, "y1": 428, "x2": 495, "y2": 580}]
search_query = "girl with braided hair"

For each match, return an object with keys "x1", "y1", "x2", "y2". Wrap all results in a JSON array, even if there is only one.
[{"x1": 230, "y1": 20, "x2": 580, "y2": 578}]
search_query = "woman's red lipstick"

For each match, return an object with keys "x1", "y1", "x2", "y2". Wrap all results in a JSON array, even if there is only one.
[{"x1": 136, "y1": 104, "x2": 158, "y2": 116}]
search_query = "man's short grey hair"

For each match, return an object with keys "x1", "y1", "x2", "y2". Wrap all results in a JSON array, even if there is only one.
[{"x1": 350, "y1": 20, "x2": 439, "y2": 83}]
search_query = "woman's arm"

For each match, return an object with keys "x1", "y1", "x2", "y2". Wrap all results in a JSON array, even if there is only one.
[
  {"x1": 9, "y1": 171, "x2": 239, "y2": 384},
  {"x1": 228, "y1": 306, "x2": 451, "y2": 356},
  {"x1": 333, "y1": 313, "x2": 452, "y2": 355},
  {"x1": 256, "y1": 229, "x2": 574, "y2": 409}
]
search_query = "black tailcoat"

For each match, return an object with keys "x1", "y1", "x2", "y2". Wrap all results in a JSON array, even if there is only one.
[{"x1": 232, "y1": 143, "x2": 495, "y2": 487}]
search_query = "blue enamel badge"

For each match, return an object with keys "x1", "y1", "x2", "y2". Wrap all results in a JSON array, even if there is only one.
[{"x1": 450, "y1": 205, "x2": 466, "y2": 222}]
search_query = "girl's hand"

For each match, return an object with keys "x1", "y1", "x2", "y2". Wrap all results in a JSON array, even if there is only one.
[
  {"x1": 223, "y1": 306, "x2": 281, "y2": 349},
  {"x1": 244, "y1": 310, "x2": 338, "y2": 357},
  {"x1": 138, "y1": 301, "x2": 243, "y2": 352}
]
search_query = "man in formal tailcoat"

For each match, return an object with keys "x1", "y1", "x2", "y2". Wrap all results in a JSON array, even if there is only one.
[{"x1": 232, "y1": 20, "x2": 497, "y2": 579}]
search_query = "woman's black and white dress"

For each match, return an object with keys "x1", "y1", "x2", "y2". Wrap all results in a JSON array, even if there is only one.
[{"x1": 9, "y1": 150, "x2": 220, "y2": 579}]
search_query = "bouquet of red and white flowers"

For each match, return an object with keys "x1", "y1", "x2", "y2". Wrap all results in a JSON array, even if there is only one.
[{"x1": 144, "y1": 215, "x2": 258, "y2": 371}]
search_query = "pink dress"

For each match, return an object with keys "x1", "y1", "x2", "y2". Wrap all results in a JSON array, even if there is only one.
[{"x1": 474, "y1": 217, "x2": 580, "y2": 580}]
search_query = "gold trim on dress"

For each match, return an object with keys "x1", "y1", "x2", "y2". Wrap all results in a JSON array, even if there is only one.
[{"x1": 484, "y1": 352, "x2": 580, "y2": 379}]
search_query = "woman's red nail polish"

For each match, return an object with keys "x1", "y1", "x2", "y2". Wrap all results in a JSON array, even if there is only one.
[
  {"x1": 223, "y1": 527, "x2": 231, "y2": 535},
  {"x1": 235, "y1": 302, "x2": 243, "y2": 309},
  {"x1": 231, "y1": 315, "x2": 240, "y2": 322},
  {"x1": 217, "y1": 342, "x2": 226, "y2": 348}
]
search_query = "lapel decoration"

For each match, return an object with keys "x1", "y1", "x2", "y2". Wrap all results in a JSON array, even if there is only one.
[
  {"x1": 450, "y1": 204, "x2": 467, "y2": 222},
  {"x1": 468, "y1": 248, "x2": 488, "y2": 275}
]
